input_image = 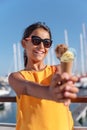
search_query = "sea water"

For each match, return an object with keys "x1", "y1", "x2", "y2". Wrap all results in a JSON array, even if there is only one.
[{"x1": 0, "y1": 87, "x2": 16, "y2": 123}]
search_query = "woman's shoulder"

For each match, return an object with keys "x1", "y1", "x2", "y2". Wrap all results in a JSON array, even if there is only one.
[
  {"x1": 8, "y1": 70, "x2": 25, "y2": 81},
  {"x1": 9, "y1": 69, "x2": 29, "y2": 77},
  {"x1": 47, "y1": 64, "x2": 61, "y2": 73}
]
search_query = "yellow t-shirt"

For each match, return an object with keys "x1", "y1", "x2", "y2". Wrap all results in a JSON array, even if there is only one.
[{"x1": 16, "y1": 65, "x2": 74, "y2": 130}]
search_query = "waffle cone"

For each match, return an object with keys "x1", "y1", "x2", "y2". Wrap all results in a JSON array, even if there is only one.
[{"x1": 61, "y1": 61, "x2": 73, "y2": 75}]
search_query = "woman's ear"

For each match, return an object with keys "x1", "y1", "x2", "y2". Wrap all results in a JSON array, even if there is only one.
[{"x1": 21, "y1": 40, "x2": 26, "y2": 48}]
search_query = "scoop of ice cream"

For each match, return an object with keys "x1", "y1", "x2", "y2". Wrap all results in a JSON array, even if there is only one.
[
  {"x1": 55, "y1": 44, "x2": 68, "y2": 59},
  {"x1": 60, "y1": 49, "x2": 76, "y2": 62}
]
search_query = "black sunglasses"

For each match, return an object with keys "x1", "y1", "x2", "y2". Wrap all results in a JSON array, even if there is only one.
[{"x1": 31, "y1": 35, "x2": 52, "y2": 48}]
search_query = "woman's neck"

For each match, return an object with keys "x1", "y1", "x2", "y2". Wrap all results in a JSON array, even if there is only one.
[{"x1": 25, "y1": 61, "x2": 46, "y2": 71}]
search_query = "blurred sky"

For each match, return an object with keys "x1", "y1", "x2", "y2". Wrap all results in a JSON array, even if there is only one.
[{"x1": 0, "y1": 0, "x2": 87, "y2": 75}]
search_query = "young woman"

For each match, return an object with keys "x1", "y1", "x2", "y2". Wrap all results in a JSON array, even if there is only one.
[{"x1": 8, "y1": 22, "x2": 79, "y2": 130}]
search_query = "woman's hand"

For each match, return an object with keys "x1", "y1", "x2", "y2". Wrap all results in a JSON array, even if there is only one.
[{"x1": 49, "y1": 72, "x2": 79, "y2": 106}]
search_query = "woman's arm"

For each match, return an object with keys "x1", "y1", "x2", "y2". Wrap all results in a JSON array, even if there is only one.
[
  {"x1": 8, "y1": 72, "x2": 52, "y2": 100},
  {"x1": 8, "y1": 72, "x2": 79, "y2": 104}
]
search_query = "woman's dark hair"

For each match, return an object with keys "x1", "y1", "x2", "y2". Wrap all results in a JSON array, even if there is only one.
[
  {"x1": 22, "y1": 22, "x2": 52, "y2": 40},
  {"x1": 23, "y1": 22, "x2": 52, "y2": 67}
]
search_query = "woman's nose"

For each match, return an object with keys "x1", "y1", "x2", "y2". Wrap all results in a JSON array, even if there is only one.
[{"x1": 38, "y1": 42, "x2": 44, "y2": 48}]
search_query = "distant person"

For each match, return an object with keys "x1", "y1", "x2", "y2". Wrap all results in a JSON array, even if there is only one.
[{"x1": 8, "y1": 22, "x2": 79, "y2": 130}]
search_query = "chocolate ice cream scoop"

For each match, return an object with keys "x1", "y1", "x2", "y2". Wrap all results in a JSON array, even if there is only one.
[{"x1": 55, "y1": 44, "x2": 68, "y2": 59}]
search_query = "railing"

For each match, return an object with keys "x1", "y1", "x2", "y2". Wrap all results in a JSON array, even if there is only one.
[
  {"x1": 71, "y1": 96, "x2": 87, "y2": 103},
  {"x1": 0, "y1": 96, "x2": 16, "y2": 102},
  {"x1": 0, "y1": 96, "x2": 87, "y2": 130},
  {"x1": 0, "y1": 96, "x2": 87, "y2": 103}
]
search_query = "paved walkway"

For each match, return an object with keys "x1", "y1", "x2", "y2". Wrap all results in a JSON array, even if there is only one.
[
  {"x1": 0, "y1": 126, "x2": 15, "y2": 130},
  {"x1": 0, "y1": 123, "x2": 16, "y2": 130},
  {"x1": 0, "y1": 126, "x2": 87, "y2": 130}
]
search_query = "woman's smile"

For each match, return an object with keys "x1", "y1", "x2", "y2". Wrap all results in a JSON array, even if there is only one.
[{"x1": 33, "y1": 49, "x2": 45, "y2": 57}]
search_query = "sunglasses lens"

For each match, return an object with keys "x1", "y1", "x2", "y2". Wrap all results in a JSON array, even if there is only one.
[
  {"x1": 32, "y1": 36, "x2": 41, "y2": 45},
  {"x1": 44, "y1": 39, "x2": 52, "y2": 48}
]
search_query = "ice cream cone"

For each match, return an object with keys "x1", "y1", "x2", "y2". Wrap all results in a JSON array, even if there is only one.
[{"x1": 55, "y1": 44, "x2": 76, "y2": 75}]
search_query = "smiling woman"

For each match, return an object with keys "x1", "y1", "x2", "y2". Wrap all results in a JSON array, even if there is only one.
[{"x1": 8, "y1": 22, "x2": 79, "y2": 130}]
